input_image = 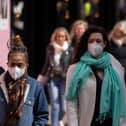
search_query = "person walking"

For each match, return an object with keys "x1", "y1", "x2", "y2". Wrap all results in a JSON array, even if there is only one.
[
  {"x1": 0, "y1": 38, "x2": 48, "y2": 126},
  {"x1": 66, "y1": 26, "x2": 126, "y2": 126}
]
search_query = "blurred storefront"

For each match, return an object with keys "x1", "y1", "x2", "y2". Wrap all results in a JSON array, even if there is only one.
[{"x1": 0, "y1": 0, "x2": 10, "y2": 70}]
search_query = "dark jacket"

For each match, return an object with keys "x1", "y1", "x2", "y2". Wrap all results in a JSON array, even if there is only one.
[
  {"x1": 109, "y1": 40, "x2": 126, "y2": 82},
  {"x1": 0, "y1": 67, "x2": 5, "y2": 75},
  {"x1": 40, "y1": 44, "x2": 73, "y2": 79},
  {"x1": 0, "y1": 73, "x2": 48, "y2": 126}
]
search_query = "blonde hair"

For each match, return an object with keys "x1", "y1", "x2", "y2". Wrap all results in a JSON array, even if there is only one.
[
  {"x1": 70, "y1": 20, "x2": 88, "y2": 40},
  {"x1": 109, "y1": 20, "x2": 126, "y2": 40},
  {"x1": 109, "y1": 20, "x2": 126, "y2": 44},
  {"x1": 50, "y1": 27, "x2": 71, "y2": 44}
]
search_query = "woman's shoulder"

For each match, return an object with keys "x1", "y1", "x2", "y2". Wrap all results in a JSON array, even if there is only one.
[
  {"x1": 46, "y1": 44, "x2": 55, "y2": 54},
  {"x1": 109, "y1": 53, "x2": 124, "y2": 73},
  {"x1": 47, "y1": 44, "x2": 54, "y2": 50},
  {"x1": 67, "y1": 64, "x2": 77, "y2": 76}
]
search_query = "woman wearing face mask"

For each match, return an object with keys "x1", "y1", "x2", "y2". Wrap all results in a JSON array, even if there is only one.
[
  {"x1": 0, "y1": 38, "x2": 48, "y2": 126},
  {"x1": 66, "y1": 26, "x2": 126, "y2": 126}
]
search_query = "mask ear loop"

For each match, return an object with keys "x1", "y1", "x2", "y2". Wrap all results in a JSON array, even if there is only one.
[
  {"x1": 7, "y1": 39, "x2": 13, "y2": 51},
  {"x1": 7, "y1": 39, "x2": 10, "y2": 49},
  {"x1": 7, "y1": 39, "x2": 13, "y2": 50}
]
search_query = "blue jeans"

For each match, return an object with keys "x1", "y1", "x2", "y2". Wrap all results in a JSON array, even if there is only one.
[{"x1": 48, "y1": 76, "x2": 66, "y2": 126}]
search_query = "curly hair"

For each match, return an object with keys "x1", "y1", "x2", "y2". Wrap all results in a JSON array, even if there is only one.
[{"x1": 72, "y1": 25, "x2": 110, "y2": 63}]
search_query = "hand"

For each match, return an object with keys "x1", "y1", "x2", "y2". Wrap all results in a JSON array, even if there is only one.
[{"x1": 37, "y1": 74, "x2": 49, "y2": 85}]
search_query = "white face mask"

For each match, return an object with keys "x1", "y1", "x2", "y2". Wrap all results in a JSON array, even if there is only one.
[
  {"x1": 8, "y1": 66, "x2": 25, "y2": 80},
  {"x1": 88, "y1": 42, "x2": 103, "y2": 58}
]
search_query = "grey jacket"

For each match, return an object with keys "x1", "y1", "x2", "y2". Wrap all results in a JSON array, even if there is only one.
[{"x1": 66, "y1": 54, "x2": 126, "y2": 126}]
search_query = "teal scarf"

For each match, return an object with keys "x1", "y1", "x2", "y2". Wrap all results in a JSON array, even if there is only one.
[{"x1": 67, "y1": 52, "x2": 126, "y2": 126}]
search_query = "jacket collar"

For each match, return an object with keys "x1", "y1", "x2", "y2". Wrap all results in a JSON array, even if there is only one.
[{"x1": 0, "y1": 72, "x2": 30, "y2": 103}]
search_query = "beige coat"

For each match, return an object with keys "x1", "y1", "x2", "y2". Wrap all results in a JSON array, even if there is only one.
[{"x1": 66, "y1": 54, "x2": 126, "y2": 126}]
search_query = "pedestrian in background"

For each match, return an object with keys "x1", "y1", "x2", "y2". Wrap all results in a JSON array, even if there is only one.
[
  {"x1": 37, "y1": 27, "x2": 73, "y2": 126},
  {"x1": 109, "y1": 20, "x2": 126, "y2": 83},
  {"x1": 70, "y1": 20, "x2": 88, "y2": 58}
]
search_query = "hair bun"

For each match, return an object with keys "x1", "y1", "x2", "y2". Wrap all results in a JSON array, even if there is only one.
[
  {"x1": 11, "y1": 35, "x2": 25, "y2": 48},
  {"x1": 15, "y1": 34, "x2": 21, "y2": 40},
  {"x1": 8, "y1": 35, "x2": 27, "y2": 52}
]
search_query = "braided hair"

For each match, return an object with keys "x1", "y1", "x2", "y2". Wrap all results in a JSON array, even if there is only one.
[{"x1": 8, "y1": 36, "x2": 28, "y2": 63}]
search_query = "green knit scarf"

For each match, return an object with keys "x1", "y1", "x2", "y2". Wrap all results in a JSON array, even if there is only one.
[{"x1": 67, "y1": 51, "x2": 126, "y2": 126}]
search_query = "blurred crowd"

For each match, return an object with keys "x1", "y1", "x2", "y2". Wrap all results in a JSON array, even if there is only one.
[
  {"x1": 36, "y1": 19, "x2": 126, "y2": 126},
  {"x1": 1, "y1": 0, "x2": 126, "y2": 125},
  {"x1": 1, "y1": 18, "x2": 126, "y2": 126}
]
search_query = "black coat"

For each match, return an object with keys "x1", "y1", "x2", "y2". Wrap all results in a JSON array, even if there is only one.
[
  {"x1": 109, "y1": 40, "x2": 126, "y2": 82},
  {"x1": 0, "y1": 67, "x2": 5, "y2": 75}
]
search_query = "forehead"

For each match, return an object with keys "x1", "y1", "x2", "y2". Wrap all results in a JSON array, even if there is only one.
[
  {"x1": 8, "y1": 52, "x2": 26, "y2": 63},
  {"x1": 113, "y1": 27, "x2": 122, "y2": 33},
  {"x1": 75, "y1": 24, "x2": 85, "y2": 29},
  {"x1": 89, "y1": 32, "x2": 103, "y2": 40},
  {"x1": 56, "y1": 31, "x2": 65, "y2": 35}
]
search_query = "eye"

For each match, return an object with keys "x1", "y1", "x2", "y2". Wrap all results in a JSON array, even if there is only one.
[
  {"x1": 16, "y1": 63, "x2": 25, "y2": 68},
  {"x1": 10, "y1": 63, "x2": 24, "y2": 68},
  {"x1": 17, "y1": 64, "x2": 23, "y2": 68},
  {"x1": 96, "y1": 39, "x2": 103, "y2": 43},
  {"x1": 88, "y1": 39, "x2": 94, "y2": 43},
  {"x1": 10, "y1": 63, "x2": 16, "y2": 67}
]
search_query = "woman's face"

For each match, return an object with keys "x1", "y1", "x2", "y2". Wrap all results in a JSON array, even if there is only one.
[
  {"x1": 74, "y1": 24, "x2": 86, "y2": 40},
  {"x1": 55, "y1": 31, "x2": 66, "y2": 46},
  {"x1": 87, "y1": 32, "x2": 106, "y2": 58},
  {"x1": 88, "y1": 33, "x2": 105, "y2": 46},
  {"x1": 8, "y1": 52, "x2": 28, "y2": 70},
  {"x1": 111, "y1": 28, "x2": 126, "y2": 46},
  {"x1": 113, "y1": 28, "x2": 124, "y2": 39}
]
